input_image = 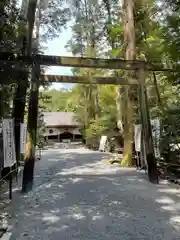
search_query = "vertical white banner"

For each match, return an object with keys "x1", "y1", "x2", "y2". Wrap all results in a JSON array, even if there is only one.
[
  {"x1": 3, "y1": 118, "x2": 16, "y2": 168},
  {"x1": 99, "y1": 136, "x2": 107, "y2": 151},
  {"x1": 151, "y1": 118, "x2": 161, "y2": 158},
  {"x1": 134, "y1": 124, "x2": 142, "y2": 152},
  {"x1": 20, "y1": 123, "x2": 27, "y2": 154}
]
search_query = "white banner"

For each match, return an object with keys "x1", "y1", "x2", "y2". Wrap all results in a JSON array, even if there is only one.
[
  {"x1": 99, "y1": 136, "x2": 107, "y2": 151},
  {"x1": 3, "y1": 118, "x2": 16, "y2": 168},
  {"x1": 20, "y1": 123, "x2": 27, "y2": 154},
  {"x1": 151, "y1": 118, "x2": 161, "y2": 158},
  {"x1": 134, "y1": 124, "x2": 142, "y2": 152},
  {"x1": 134, "y1": 119, "x2": 161, "y2": 158}
]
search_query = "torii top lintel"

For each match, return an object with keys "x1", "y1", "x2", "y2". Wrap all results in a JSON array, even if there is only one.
[{"x1": 0, "y1": 52, "x2": 175, "y2": 72}]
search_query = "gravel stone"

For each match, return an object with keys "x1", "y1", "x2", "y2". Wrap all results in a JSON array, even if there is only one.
[{"x1": 5, "y1": 145, "x2": 180, "y2": 239}]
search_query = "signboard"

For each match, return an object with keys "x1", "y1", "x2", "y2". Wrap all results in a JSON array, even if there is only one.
[
  {"x1": 99, "y1": 136, "x2": 107, "y2": 151},
  {"x1": 151, "y1": 118, "x2": 161, "y2": 158},
  {"x1": 134, "y1": 124, "x2": 142, "y2": 152},
  {"x1": 20, "y1": 123, "x2": 27, "y2": 154},
  {"x1": 134, "y1": 119, "x2": 161, "y2": 158},
  {"x1": 2, "y1": 118, "x2": 16, "y2": 168}
]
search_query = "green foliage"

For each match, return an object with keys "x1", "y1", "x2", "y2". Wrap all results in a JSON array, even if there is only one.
[
  {"x1": 39, "y1": 89, "x2": 74, "y2": 112},
  {"x1": 40, "y1": 0, "x2": 70, "y2": 42},
  {"x1": 63, "y1": 0, "x2": 180, "y2": 157},
  {"x1": 85, "y1": 114, "x2": 117, "y2": 138}
]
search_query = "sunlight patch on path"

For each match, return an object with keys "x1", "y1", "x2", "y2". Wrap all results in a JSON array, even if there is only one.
[{"x1": 6, "y1": 147, "x2": 180, "y2": 239}]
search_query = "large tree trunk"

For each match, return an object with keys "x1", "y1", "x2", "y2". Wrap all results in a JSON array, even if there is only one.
[
  {"x1": 13, "y1": 0, "x2": 37, "y2": 168},
  {"x1": 12, "y1": 77, "x2": 28, "y2": 166},
  {"x1": 22, "y1": 3, "x2": 40, "y2": 192},
  {"x1": 121, "y1": 0, "x2": 136, "y2": 166},
  {"x1": 22, "y1": 71, "x2": 40, "y2": 192}
]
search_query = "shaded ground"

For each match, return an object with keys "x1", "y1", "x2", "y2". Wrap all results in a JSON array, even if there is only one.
[{"x1": 5, "y1": 145, "x2": 180, "y2": 239}]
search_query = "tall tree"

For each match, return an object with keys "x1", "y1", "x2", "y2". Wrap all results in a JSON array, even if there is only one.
[
  {"x1": 102, "y1": 0, "x2": 125, "y2": 136},
  {"x1": 12, "y1": 0, "x2": 38, "y2": 170},
  {"x1": 119, "y1": 0, "x2": 136, "y2": 166},
  {"x1": 22, "y1": 0, "x2": 70, "y2": 192},
  {"x1": 67, "y1": 0, "x2": 102, "y2": 126},
  {"x1": 21, "y1": 1, "x2": 40, "y2": 192}
]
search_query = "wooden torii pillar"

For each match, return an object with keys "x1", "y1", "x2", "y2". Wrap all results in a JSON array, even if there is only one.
[{"x1": 138, "y1": 69, "x2": 159, "y2": 183}]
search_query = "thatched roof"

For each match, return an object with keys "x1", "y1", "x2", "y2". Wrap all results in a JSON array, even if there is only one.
[{"x1": 42, "y1": 112, "x2": 79, "y2": 127}]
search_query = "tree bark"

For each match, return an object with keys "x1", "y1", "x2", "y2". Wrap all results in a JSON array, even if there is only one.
[
  {"x1": 121, "y1": 0, "x2": 136, "y2": 166},
  {"x1": 22, "y1": 3, "x2": 40, "y2": 192},
  {"x1": 22, "y1": 70, "x2": 40, "y2": 192},
  {"x1": 12, "y1": 76, "x2": 28, "y2": 166},
  {"x1": 13, "y1": 0, "x2": 38, "y2": 168}
]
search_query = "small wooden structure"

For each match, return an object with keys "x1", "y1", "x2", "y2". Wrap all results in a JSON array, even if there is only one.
[{"x1": 43, "y1": 112, "x2": 82, "y2": 142}]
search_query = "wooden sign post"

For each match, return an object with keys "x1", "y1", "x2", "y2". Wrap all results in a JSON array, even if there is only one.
[{"x1": 2, "y1": 118, "x2": 16, "y2": 199}]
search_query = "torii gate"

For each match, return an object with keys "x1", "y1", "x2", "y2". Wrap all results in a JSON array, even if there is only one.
[{"x1": 0, "y1": 51, "x2": 176, "y2": 186}]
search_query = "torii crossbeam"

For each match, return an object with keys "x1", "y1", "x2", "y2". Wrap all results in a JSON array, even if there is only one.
[
  {"x1": 0, "y1": 52, "x2": 175, "y2": 71},
  {"x1": 40, "y1": 75, "x2": 138, "y2": 85}
]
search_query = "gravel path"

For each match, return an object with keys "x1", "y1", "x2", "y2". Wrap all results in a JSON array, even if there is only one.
[{"x1": 6, "y1": 146, "x2": 180, "y2": 239}]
